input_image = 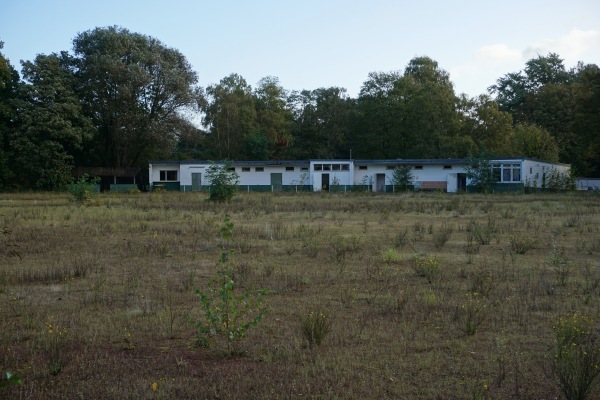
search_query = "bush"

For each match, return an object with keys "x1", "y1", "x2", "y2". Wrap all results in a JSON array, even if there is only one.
[
  {"x1": 67, "y1": 174, "x2": 100, "y2": 202},
  {"x1": 206, "y1": 162, "x2": 239, "y2": 202}
]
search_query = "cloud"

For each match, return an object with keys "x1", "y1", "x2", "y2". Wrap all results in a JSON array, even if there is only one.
[
  {"x1": 523, "y1": 28, "x2": 600, "y2": 63},
  {"x1": 476, "y1": 44, "x2": 521, "y2": 63}
]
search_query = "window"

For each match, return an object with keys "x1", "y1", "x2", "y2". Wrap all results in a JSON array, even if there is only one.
[
  {"x1": 227, "y1": 167, "x2": 235, "y2": 172},
  {"x1": 301, "y1": 167, "x2": 308, "y2": 171},
  {"x1": 443, "y1": 165, "x2": 452, "y2": 170},
  {"x1": 314, "y1": 164, "x2": 322, "y2": 171},
  {"x1": 512, "y1": 164, "x2": 521, "y2": 182},
  {"x1": 323, "y1": 164, "x2": 331, "y2": 171},
  {"x1": 286, "y1": 166, "x2": 294, "y2": 171},
  {"x1": 341, "y1": 164, "x2": 349, "y2": 171},
  {"x1": 160, "y1": 170, "x2": 178, "y2": 181},
  {"x1": 386, "y1": 166, "x2": 395, "y2": 170},
  {"x1": 241, "y1": 167, "x2": 250, "y2": 172},
  {"x1": 332, "y1": 164, "x2": 341, "y2": 171},
  {"x1": 255, "y1": 167, "x2": 264, "y2": 172},
  {"x1": 359, "y1": 166, "x2": 368, "y2": 170},
  {"x1": 491, "y1": 163, "x2": 521, "y2": 182},
  {"x1": 491, "y1": 165, "x2": 501, "y2": 182},
  {"x1": 414, "y1": 166, "x2": 423, "y2": 170}
]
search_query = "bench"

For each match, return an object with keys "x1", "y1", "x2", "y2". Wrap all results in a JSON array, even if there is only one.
[{"x1": 419, "y1": 181, "x2": 447, "y2": 191}]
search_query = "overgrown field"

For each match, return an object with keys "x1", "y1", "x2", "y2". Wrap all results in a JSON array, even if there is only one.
[{"x1": 1, "y1": 191, "x2": 600, "y2": 399}]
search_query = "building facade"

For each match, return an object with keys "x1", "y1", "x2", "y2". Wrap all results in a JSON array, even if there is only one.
[{"x1": 148, "y1": 158, "x2": 571, "y2": 193}]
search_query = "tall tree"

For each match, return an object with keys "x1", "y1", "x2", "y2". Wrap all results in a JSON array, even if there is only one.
[
  {"x1": 9, "y1": 54, "x2": 94, "y2": 189},
  {"x1": 572, "y1": 64, "x2": 600, "y2": 176},
  {"x1": 489, "y1": 53, "x2": 572, "y2": 118},
  {"x1": 253, "y1": 76, "x2": 293, "y2": 159},
  {"x1": 457, "y1": 94, "x2": 513, "y2": 157},
  {"x1": 288, "y1": 87, "x2": 356, "y2": 159},
  {"x1": 71, "y1": 26, "x2": 202, "y2": 168},
  {"x1": 356, "y1": 57, "x2": 462, "y2": 159},
  {"x1": 401, "y1": 56, "x2": 460, "y2": 157},
  {"x1": 0, "y1": 41, "x2": 19, "y2": 187},
  {"x1": 509, "y1": 123, "x2": 559, "y2": 162},
  {"x1": 202, "y1": 73, "x2": 256, "y2": 159}
]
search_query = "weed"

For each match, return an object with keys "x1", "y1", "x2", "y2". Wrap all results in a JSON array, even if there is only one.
[
  {"x1": 458, "y1": 292, "x2": 488, "y2": 336},
  {"x1": 510, "y1": 233, "x2": 535, "y2": 254},
  {"x1": 549, "y1": 313, "x2": 600, "y2": 400},
  {"x1": 40, "y1": 321, "x2": 67, "y2": 376},
  {"x1": 412, "y1": 255, "x2": 441, "y2": 283},
  {"x1": 300, "y1": 310, "x2": 330, "y2": 349},
  {"x1": 549, "y1": 236, "x2": 570, "y2": 286},
  {"x1": 432, "y1": 221, "x2": 453, "y2": 249}
]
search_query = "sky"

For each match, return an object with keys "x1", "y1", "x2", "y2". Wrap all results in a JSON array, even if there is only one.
[{"x1": 1, "y1": 0, "x2": 599, "y2": 98}]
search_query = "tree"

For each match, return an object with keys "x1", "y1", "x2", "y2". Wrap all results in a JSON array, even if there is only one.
[
  {"x1": 490, "y1": 53, "x2": 572, "y2": 116},
  {"x1": 288, "y1": 87, "x2": 357, "y2": 159},
  {"x1": 457, "y1": 94, "x2": 513, "y2": 157},
  {"x1": 9, "y1": 54, "x2": 93, "y2": 189},
  {"x1": 465, "y1": 157, "x2": 494, "y2": 193},
  {"x1": 392, "y1": 165, "x2": 413, "y2": 191},
  {"x1": 253, "y1": 76, "x2": 293, "y2": 159},
  {"x1": 509, "y1": 123, "x2": 560, "y2": 162},
  {"x1": 202, "y1": 74, "x2": 256, "y2": 159},
  {"x1": 71, "y1": 26, "x2": 202, "y2": 168},
  {"x1": 0, "y1": 41, "x2": 19, "y2": 188},
  {"x1": 572, "y1": 64, "x2": 600, "y2": 176},
  {"x1": 356, "y1": 57, "x2": 461, "y2": 159},
  {"x1": 205, "y1": 161, "x2": 239, "y2": 202}
]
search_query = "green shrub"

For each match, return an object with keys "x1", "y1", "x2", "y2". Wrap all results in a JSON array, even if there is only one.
[
  {"x1": 206, "y1": 162, "x2": 239, "y2": 202},
  {"x1": 67, "y1": 174, "x2": 100, "y2": 202},
  {"x1": 194, "y1": 215, "x2": 268, "y2": 354}
]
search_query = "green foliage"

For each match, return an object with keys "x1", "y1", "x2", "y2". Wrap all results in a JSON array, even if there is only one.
[
  {"x1": 300, "y1": 310, "x2": 331, "y2": 349},
  {"x1": 510, "y1": 123, "x2": 560, "y2": 163},
  {"x1": 67, "y1": 174, "x2": 100, "y2": 202},
  {"x1": 544, "y1": 167, "x2": 576, "y2": 191},
  {"x1": 206, "y1": 162, "x2": 239, "y2": 202},
  {"x1": 465, "y1": 157, "x2": 494, "y2": 193},
  {"x1": 72, "y1": 26, "x2": 202, "y2": 168},
  {"x1": 392, "y1": 165, "x2": 413, "y2": 191},
  {"x1": 8, "y1": 54, "x2": 93, "y2": 190},
  {"x1": 194, "y1": 215, "x2": 268, "y2": 354},
  {"x1": 0, "y1": 371, "x2": 22, "y2": 389},
  {"x1": 550, "y1": 313, "x2": 600, "y2": 400}
]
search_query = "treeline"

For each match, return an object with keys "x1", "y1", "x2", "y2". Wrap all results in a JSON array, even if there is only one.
[{"x1": 0, "y1": 26, "x2": 599, "y2": 190}]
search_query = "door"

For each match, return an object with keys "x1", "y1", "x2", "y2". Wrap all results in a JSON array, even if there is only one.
[
  {"x1": 191, "y1": 173, "x2": 202, "y2": 191},
  {"x1": 271, "y1": 173, "x2": 282, "y2": 191},
  {"x1": 321, "y1": 174, "x2": 330, "y2": 191},
  {"x1": 376, "y1": 174, "x2": 386, "y2": 192},
  {"x1": 457, "y1": 173, "x2": 467, "y2": 192}
]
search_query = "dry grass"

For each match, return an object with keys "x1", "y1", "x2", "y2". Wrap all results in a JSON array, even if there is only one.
[{"x1": 1, "y1": 190, "x2": 600, "y2": 399}]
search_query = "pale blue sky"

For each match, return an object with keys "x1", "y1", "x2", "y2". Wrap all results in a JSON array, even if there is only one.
[{"x1": 1, "y1": 0, "x2": 599, "y2": 98}]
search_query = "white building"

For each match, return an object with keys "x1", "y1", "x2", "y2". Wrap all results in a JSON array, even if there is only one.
[{"x1": 148, "y1": 158, "x2": 571, "y2": 193}]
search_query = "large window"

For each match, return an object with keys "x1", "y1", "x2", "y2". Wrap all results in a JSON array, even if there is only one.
[
  {"x1": 160, "y1": 170, "x2": 178, "y2": 181},
  {"x1": 491, "y1": 163, "x2": 521, "y2": 182}
]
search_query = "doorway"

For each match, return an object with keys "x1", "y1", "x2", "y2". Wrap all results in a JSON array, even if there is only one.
[
  {"x1": 191, "y1": 173, "x2": 202, "y2": 191},
  {"x1": 321, "y1": 174, "x2": 330, "y2": 191},
  {"x1": 270, "y1": 173, "x2": 282, "y2": 191}
]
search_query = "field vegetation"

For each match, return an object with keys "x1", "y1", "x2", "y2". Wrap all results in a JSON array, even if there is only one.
[{"x1": 1, "y1": 191, "x2": 600, "y2": 399}]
